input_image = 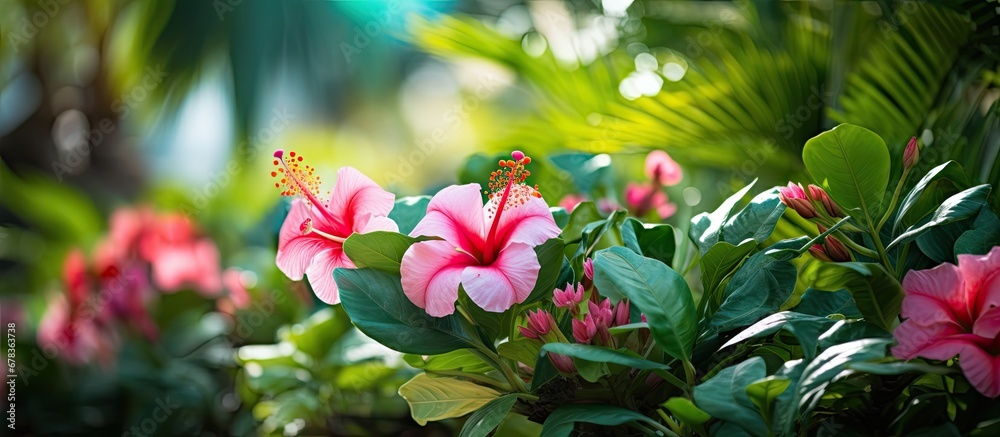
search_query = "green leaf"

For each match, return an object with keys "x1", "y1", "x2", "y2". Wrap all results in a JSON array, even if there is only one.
[
  {"x1": 388, "y1": 196, "x2": 431, "y2": 235},
  {"x1": 812, "y1": 263, "x2": 902, "y2": 331},
  {"x1": 621, "y1": 218, "x2": 676, "y2": 267},
  {"x1": 721, "y1": 312, "x2": 838, "y2": 361},
  {"x1": 423, "y1": 349, "x2": 494, "y2": 373},
  {"x1": 497, "y1": 339, "x2": 542, "y2": 367},
  {"x1": 663, "y1": 397, "x2": 711, "y2": 427},
  {"x1": 794, "y1": 288, "x2": 862, "y2": 319},
  {"x1": 336, "y1": 362, "x2": 396, "y2": 391},
  {"x1": 693, "y1": 357, "x2": 769, "y2": 437},
  {"x1": 710, "y1": 249, "x2": 798, "y2": 333},
  {"x1": 540, "y1": 343, "x2": 671, "y2": 373},
  {"x1": 549, "y1": 153, "x2": 611, "y2": 194},
  {"x1": 802, "y1": 124, "x2": 890, "y2": 230},
  {"x1": 954, "y1": 206, "x2": 1000, "y2": 256},
  {"x1": 342, "y1": 231, "x2": 422, "y2": 275},
  {"x1": 335, "y1": 268, "x2": 474, "y2": 354},
  {"x1": 721, "y1": 188, "x2": 786, "y2": 246},
  {"x1": 398, "y1": 373, "x2": 503, "y2": 426},
  {"x1": 608, "y1": 322, "x2": 649, "y2": 335},
  {"x1": 745, "y1": 376, "x2": 791, "y2": 424},
  {"x1": 524, "y1": 238, "x2": 568, "y2": 304},
  {"x1": 540, "y1": 404, "x2": 662, "y2": 437},
  {"x1": 561, "y1": 201, "x2": 603, "y2": 242},
  {"x1": 690, "y1": 179, "x2": 758, "y2": 255},
  {"x1": 460, "y1": 394, "x2": 519, "y2": 437},
  {"x1": 888, "y1": 184, "x2": 992, "y2": 251},
  {"x1": 700, "y1": 240, "x2": 757, "y2": 302},
  {"x1": 593, "y1": 247, "x2": 696, "y2": 362},
  {"x1": 893, "y1": 161, "x2": 969, "y2": 232},
  {"x1": 277, "y1": 307, "x2": 353, "y2": 359}
]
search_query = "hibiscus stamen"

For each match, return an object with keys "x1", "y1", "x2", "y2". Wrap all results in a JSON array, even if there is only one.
[
  {"x1": 299, "y1": 218, "x2": 346, "y2": 243},
  {"x1": 482, "y1": 151, "x2": 541, "y2": 264},
  {"x1": 272, "y1": 149, "x2": 343, "y2": 228}
]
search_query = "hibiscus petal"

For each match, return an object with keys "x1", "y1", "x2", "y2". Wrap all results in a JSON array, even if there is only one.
[
  {"x1": 958, "y1": 246, "x2": 1000, "y2": 315},
  {"x1": 400, "y1": 240, "x2": 477, "y2": 317},
  {"x1": 489, "y1": 195, "x2": 561, "y2": 249},
  {"x1": 357, "y1": 214, "x2": 399, "y2": 233},
  {"x1": 957, "y1": 345, "x2": 1000, "y2": 398},
  {"x1": 902, "y1": 260, "x2": 968, "y2": 321},
  {"x1": 900, "y1": 294, "x2": 963, "y2": 328},
  {"x1": 305, "y1": 247, "x2": 352, "y2": 304},
  {"x1": 411, "y1": 184, "x2": 486, "y2": 255},
  {"x1": 462, "y1": 242, "x2": 540, "y2": 313},
  {"x1": 892, "y1": 321, "x2": 968, "y2": 360},
  {"x1": 327, "y1": 167, "x2": 396, "y2": 234},
  {"x1": 276, "y1": 199, "x2": 332, "y2": 280},
  {"x1": 973, "y1": 306, "x2": 1000, "y2": 339}
]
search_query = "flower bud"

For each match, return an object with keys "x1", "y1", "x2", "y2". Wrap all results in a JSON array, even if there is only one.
[
  {"x1": 904, "y1": 137, "x2": 919, "y2": 170},
  {"x1": 549, "y1": 352, "x2": 576, "y2": 374},
  {"x1": 518, "y1": 309, "x2": 555, "y2": 339},
  {"x1": 807, "y1": 184, "x2": 843, "y2": 218},
  {"x1": 572, "y1": 314, "x2": 597, "y2": 344},
  {"x1": 809, "y1": 244, "x2": 834, "y2": 262},
  {"x1": 824, "y1": 236, "x2": 851, "y2": 262},
  {"x1": 589, "y1": 299, "x2": 613, "y2": 327},
  {"x1": 778, "y1": 182, "x2": 819, "y2": 219},
  {"x1": 583, "y1": 258, "x2": 594, "y2": 280},
  {"x1": 612, "y1": 299, "x2": 630, "y2": 327},
  {"x1": 553, "y1": 283, "x2": 584, "y2": 311}
]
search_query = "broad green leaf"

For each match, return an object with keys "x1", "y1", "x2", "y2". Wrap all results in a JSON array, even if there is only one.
[
  {"x1": 813, "y1": 262, "x2": 902, "y2": 331},
  {"x1": 593, "y1": 247, "x2": 697, "y2": 362},
  {"x1": 953, "y1": 206, "x2": 1000, "y2": 256},
  {"x1": 342, "y1": 231, "x2": 422, "y2": 275},
  {"x1": 498, "y1": 339, "x2": 542, "y2": 367},
  {"x1": 561, "y1": 201, "x2": 602, "y2": 241},
  {"x1": 335, "y1": 268, "x2": 474, "y2": 354},
  {"x1": 744, "y1": 376, "x2": 791, "y2": 423},
  {"x1": 277, "y1": 307, "x2": 352, "y2": 359},
  {"x1": 621, "y1": 217, "x2": 676, "y2": 267},
  {"x1": 460, "y1": 394, "x2": 519, "y2": 437},
  {"x1": 540, "y1": 343, "x2": 671, "y2": 374},
  {"x1": 608, "y1": 322, "x2": 649, "y2": 335},
  {"x1": 893, "y1": 161, "x2": 969, "y2": 232},
  {"x1": 540, "y1": 404, "x2": 662, "y2": 437},
  {"x1": 802, "y1": 124, "x2": 890, "y2": 230},
  {"x1": 422, "y1": 349, "x2": 494, "y2": 373},
  {"x1": 773, "y1": 338, "x2": 892, "y2": 433},
  {"x1": 700, "y1": 240, "x2": 757, "y2": 302},
  {"x1": 388, "y1": 196, "x2": 430, "y2": 235},
  {"x1": 794, "y1": 288, "x2": 862, "y2": 319},
  {"x1": 888, "y1": 184, "x2": 992, "y2": 251},
  {"x1": 551, "y1": 207, "x2": 569, "y2": 228},
  {"x1": 693, "y1": 357, "x2": 769, "y2": 437},
  {"x1": 663, "y1": 397, "x2": 711, "y2": 427},
  {"x1": 846, "y1": 360, "x2": 954, "y2": 376},
  {"x1": 524, "y1": 238, "x2": 568, "y2": 304},
  {"x1": 549, "y1": 152, "x2": 611, "y2": 194},
  {"x1": 690, "y1": 179, "x2": 758, "y2": 255},
  {"x1": 720, "y1": 312, "x2": 838, "y2": 361},
  {"x1": 721, "y1": 188, "x2": 786, "y2": 246},
  {"x1": 398, "y1": 373, "x2": 502, "y2": 425},
  {"x1": 710, "y1": 249, "x2": 798, "y2": 333}
]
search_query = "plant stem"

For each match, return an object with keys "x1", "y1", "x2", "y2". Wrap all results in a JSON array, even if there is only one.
[
  {"x1": 657, "y1": 409, "x2": 684, "y2": 435},
  {"x1": 832, "y1": 231, "x2": 880, "y2": 259},
  {"x1": 427, "y1": 370, "x2": 511, "y2": 391},
  {"x1": 876, "y1": 168, "x2": 910, "y2": 234},
  {"x1": 457, "y1": 305, "x2": 531, "y2": 394}
]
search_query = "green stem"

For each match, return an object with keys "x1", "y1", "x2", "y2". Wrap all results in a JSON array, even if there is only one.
[
  {"x1": 457, "y1": 305, "x2": 531, "y2": 394},
  {"x1": 832, "y1": 231, "x2": 880, "y2": 259},
  {"x1": 876, "y1": 168, "x2": 910, "y2": 234},
  {"x1": 645, "y1": 419, "x2": 682, "y2": 437},
  {"x1": 869, "y1": 230, "x2": 896, "y2": 277},
  {"x1": 657, "y1": 409, "x2": 684, "y2": 435}
]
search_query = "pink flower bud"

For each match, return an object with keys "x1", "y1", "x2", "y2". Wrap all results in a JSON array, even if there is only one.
[
  {"x1": 824, "y1": 237, "x2": 851, "y2": 262},
  {"x1": 778, "y1": 182, "x2": 819, "y2": 219},
  {"x1": 612, "y1": 299, "x2": 630, "y2": 326},
  {"x1": 904, "y1": 136, "x2": 919, "y2": 169},
  {"x1": 519, "y1": 309, "x2": 555, "y2": 339},
  {"x1": 553, "y1": 283, "x2": 584, "y2": 309},
  {"x1": 807, "y1": 184, "x2": 843, "y2": 218},
  {"x1": 572, "y1": 314, "x2": 598, "y2": 344},
  {"x1": 809, "y1": 244, "x2": 834, "y2": 262},
  {"x1": 549, "y1": 352, "x2": 576, "y2": 374},
  {"x1": 589, "y1": 299, "x2": 613, "y2": 327},
  {"x1": 583, "y1": 258, "x2": 594, "y2": 280}
]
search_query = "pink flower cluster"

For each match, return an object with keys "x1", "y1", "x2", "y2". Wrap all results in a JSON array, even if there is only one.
[
  {"x1": 779, "y1": 183, "x2": 850, "y2": 262},
  {"x1": 625, "y1": 150, "x2": 682, "y2": 219},
  {"x1": 893, "y1": 247, "x2": 1000, "y2": 398},
  {"x1": 38, "y1": 206, "x2": 242, "y2": 366}
]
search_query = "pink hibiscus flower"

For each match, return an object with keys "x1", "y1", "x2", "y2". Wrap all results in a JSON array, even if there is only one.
[
  {"x1": 400, "y1": 151, "x2": 561, "y2": 317},
  {"x1": 644, "y1": 150, "x2": 683, "y2": 186},
  {"x1": 272, "y1": 150, "x2": 397, "y2": 304},
  {"x1": 893, "y1": 246, "x2": 1000, "y2": 398},
  {"x1": 624, "y1": 182, "x2": 677, "y2": 219}
]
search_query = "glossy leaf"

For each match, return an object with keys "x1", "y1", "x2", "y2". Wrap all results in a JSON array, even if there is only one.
[
  {"x1": 343, "y1": 231, "x2": 422, "y2": 275},
  {"x1": 334, "y1": 268, "x2": 474, "y2": 354},
  {"x1": 497, "y1": 339, "x2": 541, "y2": 368},
  {"x1": 745, "y1": 376, "x2": 791, "y2": 422},
  {"x1": 663, "y1": 397, "x2": 711, "y2": 427},
  {"x1": 690, "y1": 179, "x2": 758, "y2": 255},
  {"x1": 700, "y1": 240, "x2": 757, "y2": 303},
  {"x1": 540, "y1": 343, "x2": 671, "y2": 373},
  {"x1": 812, "y1": 262, "x2": 902, "y2": 331},
  {"x1": 710, "y1": 249, "x2": 798, "y2": 333},
  {"x1": 794, "y1": 288, "x2": 862, "y2": 319},
  {"x1": 524, "y1": 238, "x2": 568, "y2": 304},
  {"x1": 893, "y1": 161, "x2": 969, "y2": 232},
  {"x1": 721, "y1": 312, "x2": 837, "y2": 360},
  {"x1": 887, "y1": 184, "x2": 991, "y2": 251},
  {"x1": 953, "y1": 206, "x2": 1000, "y2": 256},
  {"x1": 398, "y1": 373, "x2": 502, "y2": 425},
  {"x1": 593, "y1": 247, "x2": 697, "y2": 362},
  {"x1": 621, "y1": 217, "x2": 676, "y2": 267},
  {"x1": 388, "y1": 196, "x2": 431, "y2": 235},
  {"x1": 693, "y1": 357, "x2": 769, "y2": 437},
  {"x1": 721, "y1": 188, "x2": 786, "y2": 246},
  {"x1": 802, "y1": 124, "x2": 890, "y2": 229},
  {"x1": 540, "y1": 404, "x2": 662, "y2": 437},
  {"x1": 459, "y1": 394, "x2": 519, "y2": 437}
]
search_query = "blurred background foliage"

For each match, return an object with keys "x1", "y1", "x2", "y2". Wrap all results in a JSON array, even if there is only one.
[{"x1": 0, "y1": 0, "x2": 998, "y2": 435}]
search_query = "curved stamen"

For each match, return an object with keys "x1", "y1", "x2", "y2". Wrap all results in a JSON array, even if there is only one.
[{"x1": 273, "y1": 150, "x2": 345, "y2": 229}]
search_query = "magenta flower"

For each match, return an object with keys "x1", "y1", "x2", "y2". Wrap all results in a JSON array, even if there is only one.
[
  {"x1": 612, "y1": 299, "x2": 630, "y2": 326},
  {"x1": 644, "y1": 150, "x2": 683, "y2": 186},
  {"x1": 572, "y1": 314, "x2": 597, "y2": 344},
  {"x1": 400, "y1": 152, "x2": 561, "y2": 317},
  {"x1": 549, "y1": 352, "x2": 577, "y2": 374},
  {"x1": 807, "y1": 184, "x2": 843, "y2": 218},
  {"x1": 904, "y1": 136, "x2": 920, "y2": 170},
  {"x1": 519, "y1": 309, "x2": 556, "y2": 340},
  {"x1": 553, "y1": 283, "x2": 584, "y2": 310},
  {"x1": 892, "y1": 246, "x2": 1000, "y2": 398},
  {"x1": 625, "y1": 183, "x2": 677, "y2": 219},
  {"x1": 778, "y1": 182, "x2": 819, "y2": 219},
  {"x1": 273, "y1": 150, "x2": 397, "y2": 304},
  {"x1": 583, "y1": 258, "x2": 594, "y2": 281}
]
